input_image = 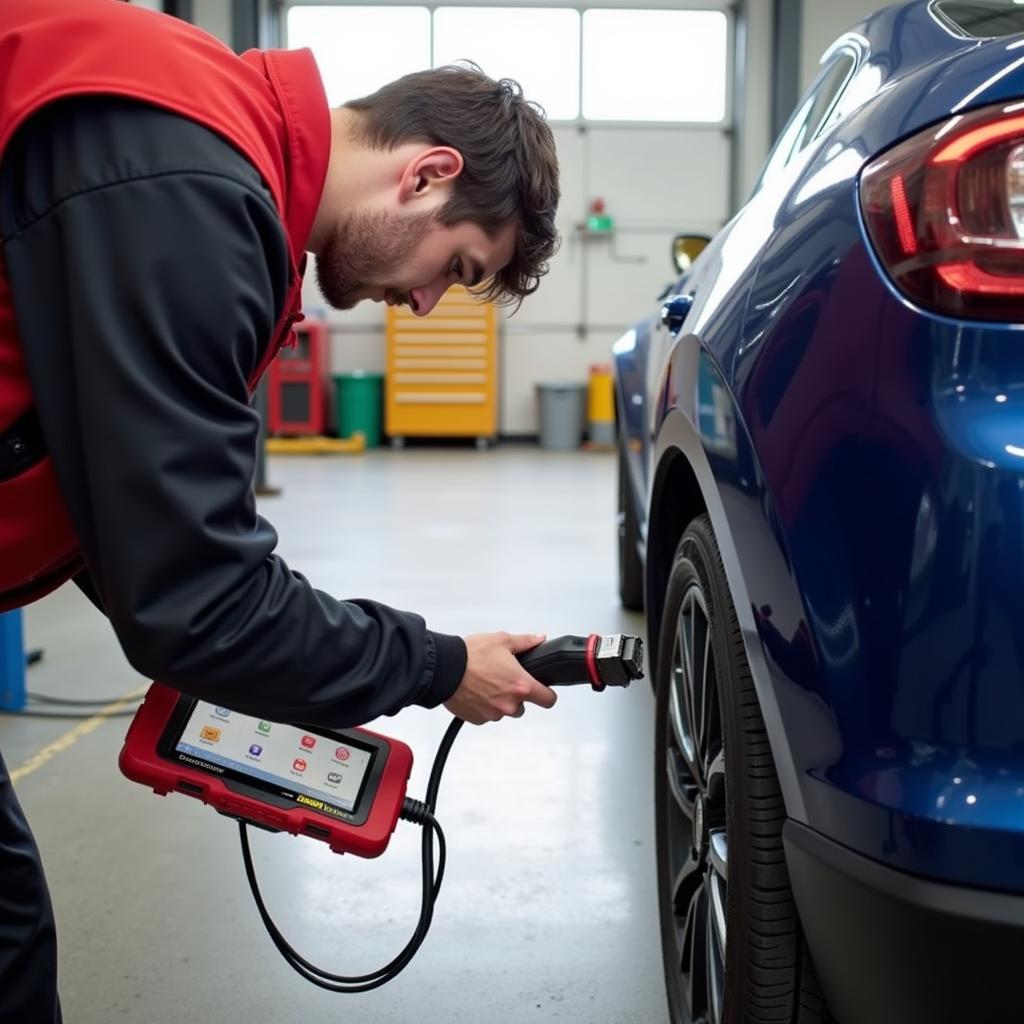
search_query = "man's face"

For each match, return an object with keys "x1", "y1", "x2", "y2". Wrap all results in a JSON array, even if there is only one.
[{"x1": 315, "y1": 206, "x2": 517, "y2": 317}]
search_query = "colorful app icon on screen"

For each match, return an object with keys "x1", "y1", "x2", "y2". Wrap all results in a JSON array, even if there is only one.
[
  {"x1": 301, "y1": 735, "x2": 316, "y2": 750},
  {"x1": 248, "y1": 745, "x2": 263, "y2": 758},
  {"x1": 214, "y1": 707, "x2": 231, "y2": 718},
  {"x1": 293, "y1": 758, "x2": 307, "y2": 773},
  {"x1": 257, "y1": 721, "x2": 272, "y2": 734},
  {"x1": 335, "y1": 747, "x2": 350, "y2": 762},
  {"x1": 200, "y1": 726, "x2": 222, "y2": 743}
]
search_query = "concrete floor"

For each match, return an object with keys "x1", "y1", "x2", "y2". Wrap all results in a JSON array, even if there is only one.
[{"x1": 2, "y1": 447, "x2": 668, "y2": 1024}]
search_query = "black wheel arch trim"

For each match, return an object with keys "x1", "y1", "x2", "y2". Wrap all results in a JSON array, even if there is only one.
[{"x1": 648, "y1": 400, "x2": 806, "y2": 824}]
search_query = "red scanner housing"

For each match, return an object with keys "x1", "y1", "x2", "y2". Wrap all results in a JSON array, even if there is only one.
[{"x1": 119, "y1": 682, "x2": 413, "y2": 858}]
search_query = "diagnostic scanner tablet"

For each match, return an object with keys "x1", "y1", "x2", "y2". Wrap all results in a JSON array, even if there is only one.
[{"x1": 120, "y1": 682, "x2": 413, "y2": 858}]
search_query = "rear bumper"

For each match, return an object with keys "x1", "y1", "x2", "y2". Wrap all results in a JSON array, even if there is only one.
[{"x1": 783, "y1": 820, "x2": 1024, "y2": 1024}]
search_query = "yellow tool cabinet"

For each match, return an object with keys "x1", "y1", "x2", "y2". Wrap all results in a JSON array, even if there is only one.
[{"x1": 385, "y1": 287, "x2": 498, "y2": 446}]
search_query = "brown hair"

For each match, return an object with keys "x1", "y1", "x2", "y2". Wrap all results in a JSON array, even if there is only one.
[{"x1": 344, "y1": 64, "x2": 560, "y2": 309}]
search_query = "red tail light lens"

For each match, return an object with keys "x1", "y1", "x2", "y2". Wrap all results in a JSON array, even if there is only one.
[{"x1": 860, "y1": 102, "x2": 1024, "y2": 321}]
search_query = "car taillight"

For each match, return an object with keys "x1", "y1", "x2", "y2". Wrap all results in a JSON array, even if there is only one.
[{"x1": 860, "y1": 101, "x2": 1024, "y2": 321}]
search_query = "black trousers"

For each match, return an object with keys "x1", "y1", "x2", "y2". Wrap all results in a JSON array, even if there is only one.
[{"x1": 0, "y1": 751, "x2": 61, "y2": 1023}]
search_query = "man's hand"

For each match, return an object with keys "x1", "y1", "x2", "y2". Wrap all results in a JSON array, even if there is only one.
[{"x1": 444, "y1": 632, "x2": 557, "y2": 725}]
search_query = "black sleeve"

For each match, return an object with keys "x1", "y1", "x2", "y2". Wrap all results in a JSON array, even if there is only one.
[
  {"x1": 72, "y1": 569, "x2": 106, "y2": 615},
  {"x1": 0, "y1": 98, "x2": 466, "y2": 726}
]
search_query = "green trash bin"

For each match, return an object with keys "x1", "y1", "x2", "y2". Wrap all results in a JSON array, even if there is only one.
[{"x1": 334, "y1": 371, "x2": 384, "y2": 448}]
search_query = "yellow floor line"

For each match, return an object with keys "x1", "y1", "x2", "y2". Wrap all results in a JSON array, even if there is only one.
[{"x1": 9, "y1": 685, "x2": 148, "y2": 784}]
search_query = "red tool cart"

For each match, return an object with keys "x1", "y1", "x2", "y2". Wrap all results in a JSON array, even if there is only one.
[{"x1": 267, "y1": 318, "x2": 329, "y2": 435}]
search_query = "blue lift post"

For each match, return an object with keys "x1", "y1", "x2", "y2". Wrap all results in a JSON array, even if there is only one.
[{"x1": 0, "y1": 610, "x2": 26, "y2": 712}]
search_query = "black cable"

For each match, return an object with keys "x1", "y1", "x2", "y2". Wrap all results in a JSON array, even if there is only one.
[
  {"x1": 239, "y1": 715, "x2": 465, "y2": 992},
  {"x1": 425, "y1": 717, "x2": 464, "y2": 812},
  {"x1": 239, "y1": 814, "x2": 446, "y2": 992}
]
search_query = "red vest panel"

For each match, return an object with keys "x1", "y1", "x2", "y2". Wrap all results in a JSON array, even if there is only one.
[{"x1": 0, "y1": 0, "x2": 330, "y2": 609}]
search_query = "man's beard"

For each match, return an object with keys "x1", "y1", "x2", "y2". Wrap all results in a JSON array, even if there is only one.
[{"x1": 315, "y1": 207, "x2": 437, "y2": 310}]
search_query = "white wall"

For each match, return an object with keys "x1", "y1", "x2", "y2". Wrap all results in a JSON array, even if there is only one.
[
  {"x1": 192, "y1": 0, "x2": 232, "y2": 45},
  {"x1": 131, "y1": 0, "x2": 231, "y2": 37},
  {"x1": 739, "y1": 0, "x2": 775, "y2": 199}
]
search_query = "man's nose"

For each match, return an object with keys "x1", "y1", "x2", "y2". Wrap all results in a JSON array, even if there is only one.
[{"x1": 409, "y1": 278, "x2": 450, "y2": 317}]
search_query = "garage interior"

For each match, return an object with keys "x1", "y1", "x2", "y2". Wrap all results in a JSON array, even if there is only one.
[{"x1": 1, "y1": 1, "x2": 879, "y2": 1022}]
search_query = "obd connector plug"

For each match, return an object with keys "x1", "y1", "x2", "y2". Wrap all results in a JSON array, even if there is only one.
[{"x1": 516, "y1": 634, "x2": 644, "y2": 691}]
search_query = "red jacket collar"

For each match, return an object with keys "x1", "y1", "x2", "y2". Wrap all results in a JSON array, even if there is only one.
[{"x1": 244, "y1": 47, "x2": 331, "y2": 268}]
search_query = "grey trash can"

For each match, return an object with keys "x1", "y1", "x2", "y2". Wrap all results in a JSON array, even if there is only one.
[{"x1": 536, "y1": 381, "x2": 587, "y2": 450}]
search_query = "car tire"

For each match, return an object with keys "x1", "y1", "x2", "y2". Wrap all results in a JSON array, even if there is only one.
[
  {"x1": 617, "y1": 445, "x2": 644, "y2": 611},
  {"x1": 654, "y1": 514, "x2": 832, "y2": 1024}
]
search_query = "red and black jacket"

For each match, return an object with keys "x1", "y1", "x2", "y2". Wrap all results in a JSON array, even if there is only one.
[
  {"x1": 0, "y1": 0, "x2": 328, "y2": 606},
  {"x1": 0, "y1": 0, "x2": 467, "y2": 725}
]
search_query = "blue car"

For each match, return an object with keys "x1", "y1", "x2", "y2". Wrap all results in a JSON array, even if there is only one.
[{"x1": 614, "y1": 3, "x2": 1024, "y2": 1021}]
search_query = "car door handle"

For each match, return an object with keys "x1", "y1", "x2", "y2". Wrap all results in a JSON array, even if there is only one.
[{"x1": 660, "y1": 293, "x2": 694, "y2": 335}]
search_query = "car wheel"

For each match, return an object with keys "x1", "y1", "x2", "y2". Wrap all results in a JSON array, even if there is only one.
[
  {"x1": 654, "y1": 514, "x2": 831, "y2": 1024},
  {"x1": 617, "y1": 445, "x2": 644, "y2": 610}
]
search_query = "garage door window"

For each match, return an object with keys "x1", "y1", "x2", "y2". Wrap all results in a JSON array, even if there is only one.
[
  {"x1": 581, "y1": 9, "x2": 728, "y2": 122},
  {"x1": 433, "y1": 8, "x2": 580, "y2": 120},
  {"x1": 285, "y1": 4, "x2": 730, "y2": 125},
  {"x1": 286, "y1": 5, "x2": 430, "y2": 104}
]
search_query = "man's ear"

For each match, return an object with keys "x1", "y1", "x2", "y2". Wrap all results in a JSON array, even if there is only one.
[{"x1": 398, "y1": 146, "x2": 464, "y2": 204}]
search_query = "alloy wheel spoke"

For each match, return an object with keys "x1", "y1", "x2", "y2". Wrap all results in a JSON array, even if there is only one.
[
  {"x1": 678, "y1": 889, "x2": 698, "y2": 1010},
  {"x1": 706, "y1": 889, "x2": 725, "y2": 1024},
  {"x1": 698, "y1": 633, "x2": 720, "y2": 765},
  {"x1": 676, "y1": 598, "x2": 704, "y2": 787},
  {"x1": 665, "y1": 746, "x2": 696, "y2": 822},
  {"x1": 708, "y1": 860, "x2": 727, "y2": 956},
  {"x1": 685, "y1": 886, "x2": 709, "y2": 1016},
  {"x1": 670, "y1": 656, "x2": 702, "y2": 786},
  {"x1": 671, "y1": 851, "x2": 703, "y2": 920},
  {"x1": 706, "y1": 749, "x2": 726, "y2": 807},
  {"x1": 668, "y1": 661, "x2": 690, "y2": 763},
  {"x1": 708, "y1": 829, "x2": 728, "y2": 884},
  {"x1": 691, "y1": 602, "x2": 711, "y2": 754},
  {"x1": 678, "y1": 595, "x2": 694, "y2": 689},
  {"x1": 678, "y1": 600, "x2": 697, "y2": 739}
]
